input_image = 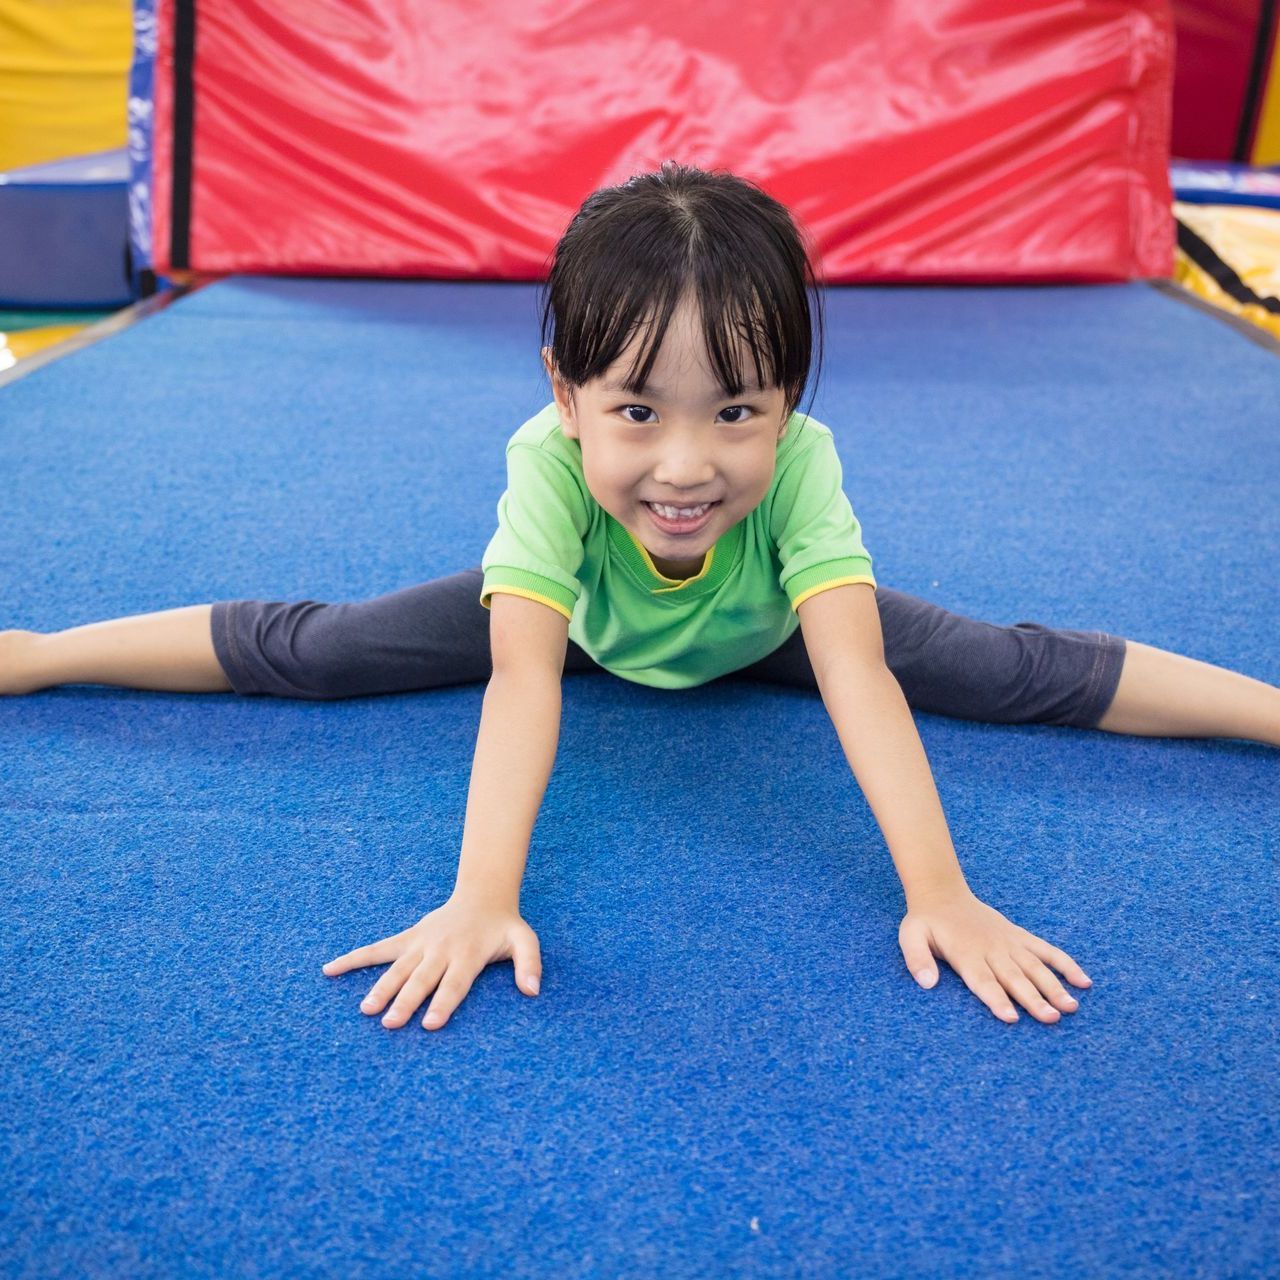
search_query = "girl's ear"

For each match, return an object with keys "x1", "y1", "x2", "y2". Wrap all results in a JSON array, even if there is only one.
[
  {"x1": 543, "y1": 348, "x2": 579, "y2": 437},
  {"x1": 560, "y1": 406, "x2": 580, "y2": 439}
]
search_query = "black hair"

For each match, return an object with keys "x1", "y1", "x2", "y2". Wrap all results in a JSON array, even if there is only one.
[{"x1": 538, "y1": 160, "x2": 825, "y2": 422}]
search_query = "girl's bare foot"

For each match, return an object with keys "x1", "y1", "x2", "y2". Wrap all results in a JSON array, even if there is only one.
[{"x1": 0, "y1": 630, "x2": 43, "y2": 696}]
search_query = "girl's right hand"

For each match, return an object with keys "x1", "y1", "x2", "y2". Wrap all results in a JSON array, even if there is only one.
[{"x1": 321, "y1": 895, "x2": 542, "y2": 1031}]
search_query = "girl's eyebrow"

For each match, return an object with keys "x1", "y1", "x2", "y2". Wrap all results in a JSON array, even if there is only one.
[
  {"x1": 603, "y1": 380, "x2": 670, "y2": 396},
  {"x1": 602, "y1": 380, "x2": 764, "y2": 398}
]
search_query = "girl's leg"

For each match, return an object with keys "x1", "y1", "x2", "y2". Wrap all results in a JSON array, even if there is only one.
[
  {"x1": 3, "y1": 605, "x2": 231, "y2": 694},
  {"x1": 731, "y1": 586, "x2": 1280, "y2": 745},
  {"x1": 209, "y1": 569, "x2": 499, "y2": 697},
  {"x1": 4, "y1": 567, "x2": 605, "y2": 698}
]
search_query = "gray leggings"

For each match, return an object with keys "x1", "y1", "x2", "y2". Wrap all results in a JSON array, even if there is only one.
[{"x1": 209, "y1": 567, "x2": 1126, "y2": 728}]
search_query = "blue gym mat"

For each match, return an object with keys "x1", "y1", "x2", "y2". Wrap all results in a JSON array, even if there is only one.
[{"x1": 1, "y1": 278, "x2": 1276, "y2": 1278}]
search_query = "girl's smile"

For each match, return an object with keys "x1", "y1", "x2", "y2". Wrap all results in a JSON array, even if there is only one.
[{"x1": 642, "y1": 498, "x2": 721, "y2": 536}]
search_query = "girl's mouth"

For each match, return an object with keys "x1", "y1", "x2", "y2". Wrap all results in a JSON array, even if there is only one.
[{"x1": 642, "y1": 500, "x2": 720, "y2": 536}]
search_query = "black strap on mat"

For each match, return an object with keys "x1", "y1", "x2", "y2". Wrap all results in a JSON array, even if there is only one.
[
  {"x1": 169, "y1": 0, "x2": 197, "y2": 270},
  {"x1": 1234, "y1": 0, "x2": 1277, "y2": 162},
  {"x1": 1175, "y1": 218, "x2": 1280, "y2": 317}
]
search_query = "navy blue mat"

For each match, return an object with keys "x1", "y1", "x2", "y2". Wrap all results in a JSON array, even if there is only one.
[{"x1": 1, "y1": 278, "x2": 1276, "y2": 1277}]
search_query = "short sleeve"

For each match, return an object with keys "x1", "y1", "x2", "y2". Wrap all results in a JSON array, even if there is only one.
[
  {"x1": 769, "y1": 429, "x2": 876, "y2": 613},
  {"x1": 480, "y1": 443, "x2": 589, "y2": 621}
]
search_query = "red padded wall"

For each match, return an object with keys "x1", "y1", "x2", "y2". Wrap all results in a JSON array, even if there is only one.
[
  {"x1": 151, "y1": 0, "x2": 1175, "y2": 282},
  {"x1": 1170, "y1": 0, "x2": 1266, "y2": 160}
]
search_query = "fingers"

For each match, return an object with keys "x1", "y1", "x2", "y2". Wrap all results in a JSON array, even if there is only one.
[
  {"x1": 962, "y1": 961, "x2": 1022, "y2": 1023},
  {"x1": 373, "y1": 951, "x2": 488, "y2": 1031},
  {"x1": 1020, "y1": 935, "x2": 1092, "y2": 989},
  {"x1": 898, "y1": 915, "x2": 938, "y2": 987},
  {"x1": 321, "y1": 936, "x2": 402, "y2": 976},
  {"x1": 511, "y1": 923, "x2": 543, "y2": 997},
  {"x1": 420, "y1": 965, "x2": 478, "y2": 1030},
  {"x1": 988, "y1": 954, "x2": 1063, "y2": 1023},
  {"x1": 324, "y1": 910, "x2": 542, "y2": 1032},
  {"x1": 358, "y1": 950, "x2": 424, "y2": 1017},
  {"x1": 380, "y1": 952, "x2": 450, "y2": 1029},
  {"x1": 969, "y1": 949, "x2": 1087, "y2": 1024},
  {"x1": 1011, "y1": 946, "x2": 1081, "y2": 1015}
]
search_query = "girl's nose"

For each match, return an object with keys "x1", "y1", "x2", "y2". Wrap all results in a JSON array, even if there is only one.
[{"x1": 653, "y1": 455, "x2": 716, "y2": 488}]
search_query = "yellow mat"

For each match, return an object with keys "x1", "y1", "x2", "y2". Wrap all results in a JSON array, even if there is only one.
[
  {"x1": 0, "y1": 323, "x2": 91, "y2": 373},
  {"x1": 0, "y1": 0, "x2": 132, "y2": 170},
  {"x1": 1173, "y1": 201, "x2": 1280, "y2": 343}
]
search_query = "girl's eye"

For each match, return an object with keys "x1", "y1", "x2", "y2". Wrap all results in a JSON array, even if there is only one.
[{"x1": 618, "y1": 405, "x2": 756, "y2": 425}]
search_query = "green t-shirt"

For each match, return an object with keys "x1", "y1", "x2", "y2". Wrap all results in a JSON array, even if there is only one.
[{"x1": 480, "y1": 402, "x2": 876, "y2": 689}]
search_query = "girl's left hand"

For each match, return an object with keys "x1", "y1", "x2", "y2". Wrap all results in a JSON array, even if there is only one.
[{"x1": 899, "y1": 888, "x2": 1092, "y2": 1024}]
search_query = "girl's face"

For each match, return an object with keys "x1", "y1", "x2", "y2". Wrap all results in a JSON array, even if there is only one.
[{"x1": 545, "y1": 294, "x2": 791, "y2": 578}]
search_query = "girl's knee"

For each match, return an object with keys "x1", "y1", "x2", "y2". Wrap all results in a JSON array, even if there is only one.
[
  {"x1": 227, "y1": 599, "x2": 357, "y2": 699},
  {"x1": 888, "y1": 612, "x2": 1118, "y2": 727}
]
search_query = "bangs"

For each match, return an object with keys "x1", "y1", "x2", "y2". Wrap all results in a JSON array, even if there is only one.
[{"x1": 604, "y1": 275, "x2": 788, "y2": 404}]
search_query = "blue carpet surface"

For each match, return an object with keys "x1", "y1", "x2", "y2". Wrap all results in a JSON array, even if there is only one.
[{"x1": 1, "y1": 277, "x2": 1276, "y2": 1278}]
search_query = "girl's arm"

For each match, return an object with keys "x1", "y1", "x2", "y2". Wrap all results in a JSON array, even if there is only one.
[
  {"x1": 321, "y1": 593, "x2": 567, "y2": 1033},
  {"x1": 451, "y1": 669, "x2": 562, "y2": 905},
  {"x1": 797, "y1": 583, "x2": 1091, "y2": 1026},
  {"x1": 452, "y1": 593, "x2": 569, "y2": 906}
]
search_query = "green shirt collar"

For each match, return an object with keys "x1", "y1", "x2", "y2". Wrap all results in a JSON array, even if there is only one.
[{"x1": 606, "y1": 512, "x2": 744, "y2": 599}]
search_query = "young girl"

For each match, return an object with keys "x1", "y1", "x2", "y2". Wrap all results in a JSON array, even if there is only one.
[{"x1": 4, "y1": 162, "x2": 1276, "y2": 1034}]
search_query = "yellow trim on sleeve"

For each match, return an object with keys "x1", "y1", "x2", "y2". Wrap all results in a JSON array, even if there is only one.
[
  {"x1": 791, "y1": 576, "x2": 877, "y2": 612},
  {"x1": 481, "y1": 586, "x2": 574, "y2": 622}
]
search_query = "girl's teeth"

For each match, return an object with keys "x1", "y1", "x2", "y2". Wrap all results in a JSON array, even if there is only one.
[{"x1": 651, "y1": 502, "x2": 710, "y2": 519}]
